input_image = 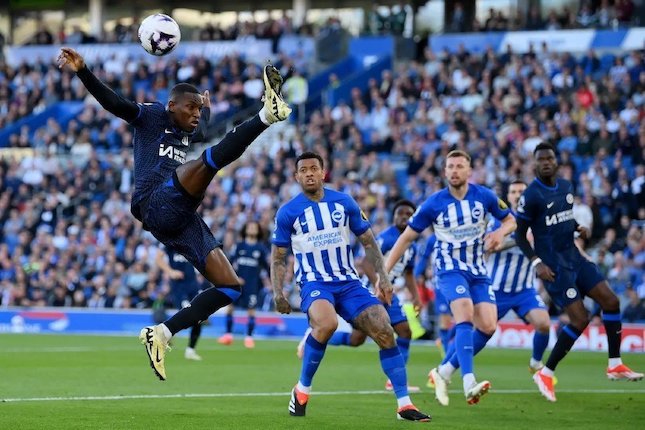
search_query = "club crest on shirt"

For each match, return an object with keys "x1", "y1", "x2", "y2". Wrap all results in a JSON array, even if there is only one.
[{"x1": 566, "y1": 193, "x2": 574, "y2": 204}]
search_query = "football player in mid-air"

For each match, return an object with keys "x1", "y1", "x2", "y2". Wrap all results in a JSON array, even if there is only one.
[
  {"x1": 58, "y1": 47, "x2": 291, "y2": 381},
  {"x1": 516, "y1": 142, "x2": 643, "y2": 402}
]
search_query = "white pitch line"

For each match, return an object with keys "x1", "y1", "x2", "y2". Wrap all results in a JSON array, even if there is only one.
[{"x1": 3, "y1": 389, "x2": 645, "y2": 403}]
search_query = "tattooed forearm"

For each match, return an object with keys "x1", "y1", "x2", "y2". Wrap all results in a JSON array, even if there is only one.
[
  {"x1": 270, "y1": 246, "x2": 288, "y2": 295},
  {"x1": 358, "y1": 230, "x2": 387, "y2": 279}
]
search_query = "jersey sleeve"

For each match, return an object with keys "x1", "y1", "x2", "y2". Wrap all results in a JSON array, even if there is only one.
[
  {"x1": 487, "y1": 217, "x2": 501, "y2": 233},
  {"x1": 271, "y1": 207, "x2": 293, "y2": 247},
  {"x1": 483, "y1": 187, "x2": 511, "y2": 221},
  {"x1": 406, "y1": 243, "x2": 417, "y2": 270},
  {"x1": 345, "y1": 196, "x2": 371, "y2": 236},
  {"x1": 377, "y1": 235, "x2": 391, "y2": 254},
  {"x1": 413, "y1": 235, "x2": 435, "y2": 278},
  {"x1": 515, "y1": 188, "x2": 537, "y2": 222},
  {"x1": 130, "y1": 102, "x2": 165, "y2": 128},
  {"x1": 408, "y1": 197, "x2": 435, "y2": 233}
]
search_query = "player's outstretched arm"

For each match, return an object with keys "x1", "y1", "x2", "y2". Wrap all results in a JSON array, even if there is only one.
[
  {"x1": 358, "y1": 229, "x2": 394, "y2": 305},
  {"x1": 384, "y1": 227, "x2": 419, "y2": 273},
  {"x1": 57, "y1": 47, "x2": 138, "y2": 122},
  {"x1": 270, "y1": 245, "x2": 292, "y2": 314},
  {"x1": 484, "y1": 213, "x2": 516, "y2": 252}
]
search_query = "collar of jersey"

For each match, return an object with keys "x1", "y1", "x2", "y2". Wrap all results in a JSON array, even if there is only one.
[{"x1": 535, "y1": 177, "x2": 558, "y2": 190}]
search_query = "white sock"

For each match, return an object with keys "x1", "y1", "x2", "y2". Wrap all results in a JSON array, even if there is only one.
[
  {"x1": 462, "y1": 373, "x2": 476, "y2": 392},
  {"x1": 541, "y1": 367, "x2": 555, "y2": 377},
  {"x1": 160, "y1": 324, "x2": 172, "y2": 341},
  {"x1": 396, "y1": 395, "x2": 412, "y2": 409},
  {"x1": 530, "y1": 358, "x2": 543, "y2": 368},
  {"x1": 259, "y1": 107, "x2": 270, "y2": 125},
  {"x1": 296, "y1": 381, "x2": 311, "y2": 395},
  {"x1": 438, "y1": 363, "x2": 456, "y2": 380},
  {"x1": 608, "y1": 357, "x2": 622, "y2": 368},
  {"x1": 186, "y1": 347, "x2": 195, "y2": 353}
]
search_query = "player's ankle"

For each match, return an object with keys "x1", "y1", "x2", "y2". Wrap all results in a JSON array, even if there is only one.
[{"x1": 608, "y1": 357, "x2": 622, "y2": 368}]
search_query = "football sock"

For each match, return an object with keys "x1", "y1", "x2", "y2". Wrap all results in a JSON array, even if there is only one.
[
  {"x1": 379, "y1": 347, "x2": 409, "y2": 399},
  {"x1": 602, "y1": 311, "x2": 622, "y2": 359},
  {"x1": 439, "y1": 328, "x2": 451, "y2": 350},
  {"x1": 189, "y1": 323, "x2": 202, "y2": 348},
  {"x1": 328, "y1": 331, "x2": 351, "y2": 346},
  {"x1": 463, "y1": 373, "x2": 476, "y2": 392},
  {"x1": 532, "y1": 330, "x2": 550, "y2": 362},
  {"x1": 299, "y1": 334, "x2": 327, "y2": 387},
  {"x1": 247, "y1": 315, "x2": 256, "y2": 337},
  {"x1": 454, "y1": 322, "x2": 474, "y2": 376},
  {"x1": 448, "y1": 329, "x2": 491, "y2": 369},
  {"x1": 201, "y1": 115, "x2": 267, "y2": 172},
  {"x1": 164, "y1": 286, "x2": 241, "y2": 335},
  {"x1": 396, "y1": 337, "x2": 411, "y2": 364},
  {"x1": 225, "y1": 313, "x2": 233, "y2": 334},
  {"x1": 438, "y1": 362, "x2": 456, "y2": 380},
  {"x1": 441, "y1": 337, "x2": 457, "y2": 365},
  {"x1": 545, "y1": 324, "x2": 581, "y2": 371}
]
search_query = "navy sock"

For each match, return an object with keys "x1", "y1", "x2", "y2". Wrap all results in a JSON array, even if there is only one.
[
  {"x1": 545, "y1": 325, "x2": 581, "y2": 371},
  {"x1": 189, "y1": 323, "x2": 201, "y2": 348},
  {"x1": 164, "y1": 286, "x2": 240, "y2": 335},
  {"x1": 396, "y1": 337, "x2": 411, "y2": 365},
  {"x1": 379, "y1": 347, "x2": 408, "y2": 399},
  {"x1": 299, "y1": 334, "x2": 327, "y2": 387},
  {"x1": 247, "y1": 315, "x2": 256, "y2": 337},
  {"x1": 225, "y1": 313, "x2": 233, "y2": 334},
  {"x1": 602, "y1": 312, "x2": 622, "y2": 359},
  {"x1": 201, "y1": 115, "x2": 267, "y2": 172},
  {"x1": 328, "y1": 331, "x2": 351, "y2": 346},
  {"x1": 532, "y1": 331, "x2": 550, "y2": 362}
]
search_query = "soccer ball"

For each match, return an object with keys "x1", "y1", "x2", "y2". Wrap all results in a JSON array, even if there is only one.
[{"x1": 138, "y1": 14, "x2": 181, "y2": 56}]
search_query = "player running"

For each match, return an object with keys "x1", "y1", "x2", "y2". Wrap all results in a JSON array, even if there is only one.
[
  {"x1": 516, "y1": 143, "x2": 643, "y2": 402},
  {"x1": 58, "y1": 47, "x2": 291, "y2": 381},
  {"x1": 385, "y1": 150, "x2": 516, "y2": 406},
  {"x1": 271, "y1": 152, "x2": 431, "y2": 422}
]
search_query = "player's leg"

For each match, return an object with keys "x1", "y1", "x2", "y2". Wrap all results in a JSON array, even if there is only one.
[
  {"x1": 328, "y1": 328, "x2": 367, "y2": 346},
  {"x1": 244, "y1": 306, "x2": 257, "y2": 349},
  {"x1": 176, "y1": 65, "x2": 291, "y2": 199},
  {"x1": 388, "y1": 320, "x2": 421, "y2": 393},
  {"x1": 351, "y1": 304, "x2": 430, "y2": 422},
  {"x1": 185, "y1": 322, "x2": 203, "y2": 361},
  {"x1": 435, "y1": 289, "x2": 453, "y2": 355},
  {"x1": 291, "y1": 297, "x2": 338, "y2": 417},
  {"x1": 217, "y1": 304, "x2": 235, "y2": 345},
  {"x1": 521, "y1": 293, "x2": 551, "y2": 372},
  {"x1": 586, "y1": 279, "x2": 643, "y2": 380}
]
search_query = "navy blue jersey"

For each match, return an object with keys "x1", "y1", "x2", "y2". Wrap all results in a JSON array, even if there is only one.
[
  {"x1": 516, "y1": 178, "x2": 578, "y2": 268},
  {"x1": 129, "y1": 102, "x2": 208, "y2": 207},
  {"x1": 230, "y1": 241, "x2": 269, "y2": 290},
  {"x1": 166, "y1": 246, "x2": 197, "y2": 285}
]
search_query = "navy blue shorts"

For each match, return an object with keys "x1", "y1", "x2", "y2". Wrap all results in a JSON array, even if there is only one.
[
  {"x1": 235, "y1": 284, "x2": 261, "y2": 309},
  {"x1": 543, "y1": 256, "x2": 605, "y2": 310},
  {"x1": 169, "y1": 281, "x2": 201, "y2": 309},
  {"x1": 139, "y1": 175, "x2": 221, "y2": 275}
]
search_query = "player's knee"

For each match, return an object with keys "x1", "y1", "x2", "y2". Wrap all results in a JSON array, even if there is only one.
[
  {"x1": 395, "y1": 325, "x2": 412, "y2": 340},
  {"x1": 569, "y1": 315, "x2": 590, "y2": 332},
  {"x1": 478, "y1": 320, "x2": 497, "y2": 336},
  {"x1": 371, "y1": 325, "x2": 396, "y2": 349},
  {"x1": 313, "y1": 321, "x2": 338, "y2": 341},
  {"x1": 601, "y1": 294, "x2": 620, "y2": 314},
  {"x1": 535, "y1": 318, "x2": 551, "y2": 334}
]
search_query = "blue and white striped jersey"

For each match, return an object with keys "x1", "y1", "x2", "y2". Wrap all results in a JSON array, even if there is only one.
[
  {"x1": 272, "y1": 188, "x2": 370, "y2": 285},
  {"x1": 361, "y1": 225, "x2": 416, "y2": 287},
  {"x1": 408, "y1": 184, "x2": 511, "y2": 277},
  {"x1": 486, "y1": 215, "x2": 535, "y2": 294}
]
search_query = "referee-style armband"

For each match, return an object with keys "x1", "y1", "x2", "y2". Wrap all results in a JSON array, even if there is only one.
[{"x1": 531, "y1": 258, "x2": 542, "y2": 269}]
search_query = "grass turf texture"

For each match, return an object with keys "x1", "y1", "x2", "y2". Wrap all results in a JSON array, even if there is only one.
[{"x1": 1, "y1": 334, "x2": 644, "y2": 429}]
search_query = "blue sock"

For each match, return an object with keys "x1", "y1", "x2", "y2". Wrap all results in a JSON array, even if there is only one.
[
  {"x1": 449, "y1": 329, "x2": 491, "y2": 369},
  {"x1": 379, "y1": 347, "x2": 408, "y2": 399},
  {"x1": 299, "y1": 335, "x2": 327, "y2": 387},
  {"x1": 532, "y1": 331, "x2": 550, "y2": 362},
  {"x1": 454, "y1": 322, "x2": 474, "y2": 375},
  {"x1": 328, "y1": 331, "x2": 351, "y2": 346},
  {"x1": 247, "y1": 316, "x2": 256, "y2": 336},
  {"x1": 396, "y1": 337, "x2": 411, "y2": 364},
  {"x1": 225, "y1": 313, "x2": 233, "y2": 333},
  {"x1": 441, "y1": 337, "x2": 457, "y2": 365},
  {"x1": 439, "y1": 328, "x2": 451, "y2": 349}
]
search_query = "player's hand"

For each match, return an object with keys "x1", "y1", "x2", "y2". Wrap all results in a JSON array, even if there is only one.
[
  {"x1": 576, "y1": 225, "x2": 590, "y2": 240},
  {"x1": 484, "y1": 229, "x2": 504, "y2": 252},
  {"x1": 535, "y1": 262, "x2": 555, "y2": 283},
  {"x1": 374, "y1": 273, "x2": 393, "y2": 306},
  {"x1": 169, "y1": 270, "x2": 184, "y2": 280},
  {"x1": 238, "y1": 277, "x2": 245, "y2": 285},
  {"x1": 274, "y1": 294, "x2": 292, "y2": 314},
  {"x1": 57, "y1": 47, "x2": 85, "y2": 72},
  {"x1": 201, "y1": 90, "x2": 211, "y2": 109},
  {"x1": 411, "y1": 296, "x2": 422, "y2": 315}
]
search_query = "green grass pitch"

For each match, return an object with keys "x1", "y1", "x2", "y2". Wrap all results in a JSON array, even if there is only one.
[{"x1": 1, "y1": 334, "x2": 644, "y2": 429}]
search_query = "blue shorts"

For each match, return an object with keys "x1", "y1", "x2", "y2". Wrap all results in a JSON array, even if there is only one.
[
  {"x1": 436, "y1": 271, "x2": 495, "y2": 305},
  {"x1": 386, "y1": 295, "x2": 407, "y2": 326},
  {"x1": 300, "y1": 280, "x2": 382, "y2": 323},
  {"x1": 543, "y1": 256, "x2": 605, "y2": 310},
  {"x1": 434, "y1": 288, "x2": 450, "y2": 316},
  {"x1": 495, "y1": 288, "x2": 547, "y2": 320},
  {"x1": 137, "y1": 175, "x2": 221, "y2": 275},
  {"x1": 169, "y1": 281, "x2": 201, "y2": 309}
]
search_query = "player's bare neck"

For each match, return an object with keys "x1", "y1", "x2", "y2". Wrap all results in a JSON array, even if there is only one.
[
  {"x1": 538, "y1": 175, "x2": 557, "y2": 187},
  {"x1": 304, "y1": 188, "x2": 325, "y2": 202},
  {"x1": 448, "y1": 183, "x2": 469, "y2": 200}
]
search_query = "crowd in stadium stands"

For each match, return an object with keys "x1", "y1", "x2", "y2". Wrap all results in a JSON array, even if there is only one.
[{"x1": 0, "y1": 38, "x2": 644, "y2": 322}]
